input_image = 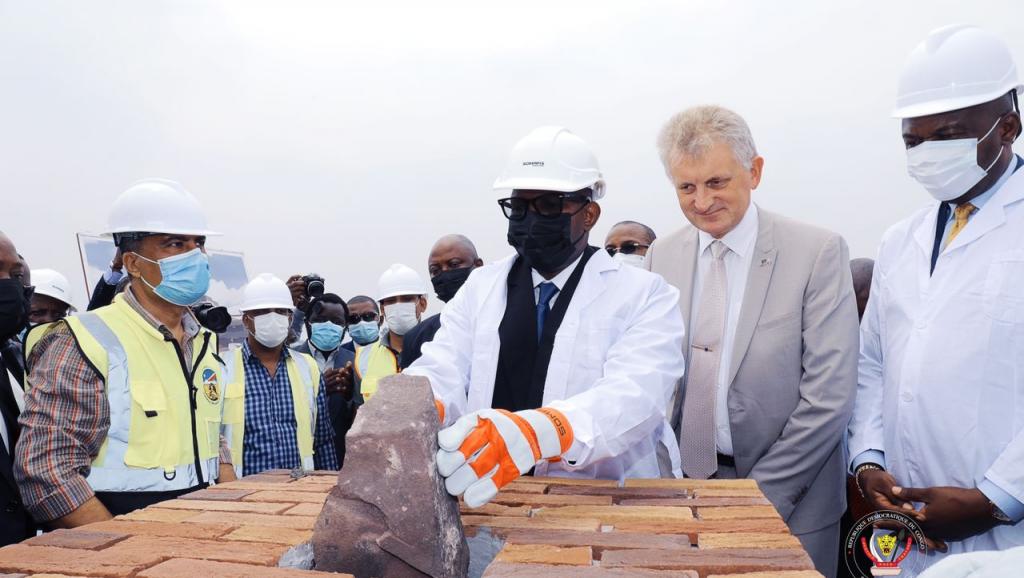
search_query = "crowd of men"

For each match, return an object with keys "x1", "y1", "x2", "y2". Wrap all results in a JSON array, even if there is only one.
[{"x1": 0, "y1": 24, "x2": 1022, "y2": 578}]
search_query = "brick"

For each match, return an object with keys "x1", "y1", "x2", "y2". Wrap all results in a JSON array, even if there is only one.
[
  {"x1": 696, "y1": 506, "x2": 781, "y2": 520},
  {"x1": 707, "y1": 572, "x2": 824, "y2": 578},
  {"x1": 0, "y1": 545, "x2": 148, "y2": 577},
  {"x1": 503, "y1": 482, "x2": 549, "y2": 494},
  {"x1": 119, "y1": 508, "x2": 200, "y2": 523},
  {"x1": 283, "y1": 503, "x2": 323, "y2": 517},
  {"x1": 138, "y1": 558, "x2": 348, "y2": 577},
  {"x1": 103, "y1": 535, "x2": 287, "y2": 566},
  {"x1": 693, "y1": 488, "x2": 766, "y2": 498},
  {"x1": 243, "y1": 490, "x2": 328, "y2": 504},
  {"x1": 85, "y1": 520, "x2": 235, "y2": 540},
  {"x1": 601, "y1": 548, "x2": 815, "y2": 573},
  {"x1": 623, "y1": 478, "x2": 760, "y2": 490},
  {"x1": 152, "y1": 498, "x2": 290, "y2": 514},
  {"x1": 459, "y1": 502, "x2": 532, "y2": 517},
  {"x1": 186, "y1": 512, "x2": 318, "y2": 530},
  {"x1": 618, "y1": 497, "x2": 769, "y2": 507},
  {"x1": 699, "y1": 533, "x2": 803, "y2": 550},
  {"x1": 22, "y1": 529, "x2": 126, "y2": 550},
  {"x1": 238, "y1": 473, "x2": 294, "y2": 483},
  {"x1": 491, "y1": 493, "x2": 613, "y2": 507},
  {"x1": 482, "y1": 562, "x2": 694, "y2": 577},
  {"x1": 212, "y1": 481, "x2": 304, "y2": 492},
  {"x1": 461, "y1": 515, "x2": 602, "y2": 532},
  {"x1": 534, "y1": 505, "x2": 693, "y2": 525},
  {"x1": 0, "y1": 574, "x2": 27, "y2": 578},
  {"x1": 495, "y1": 544, "x2": 593, "y2": 566},
  {"x1": 222, "y1": 526, "x2": 313, "y2": 545},
  {"x1": 612, "y1": 518, "x2": 791, "y2": 540},
  {"x1": 179, "y1": 488, "x2": 257, "y2": 501},
  {"x1": 526, "y1": 477, "x2": 618, "y2": 488},
  {"x1": 548, "y1": 485, "x2": 690, "y2": 500},
  {"x1": 501, "y1": 528, "x2": 691, "y2": 553}
]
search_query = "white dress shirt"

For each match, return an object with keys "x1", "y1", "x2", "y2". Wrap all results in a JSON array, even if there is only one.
[
  {"x1": 531, "y1": 253, "x2": 585, "y2": 306},
  {"x1": 689, "y1": 204, "x2": 759, "y2": 456}
]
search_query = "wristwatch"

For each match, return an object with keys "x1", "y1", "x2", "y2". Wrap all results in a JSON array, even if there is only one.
[
  {"x1": 990, "y1": 501, "x2": 1013, "y2": 524},
  {"x1": 854, "y1": 463, "x2": 884, "y2": 499}
]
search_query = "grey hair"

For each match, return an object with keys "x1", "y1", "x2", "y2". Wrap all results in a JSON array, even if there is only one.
[{"x1": 657, "y1": 105, "x2": 758, "y2": 172}]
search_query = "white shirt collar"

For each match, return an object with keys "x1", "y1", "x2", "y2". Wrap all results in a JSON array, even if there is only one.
[
  {"x1": 697, "y1": 203, "x2": 759, "y2": 258},
  {"x1": 531, "y1": 252, "x2": 585, "y2": 291}
]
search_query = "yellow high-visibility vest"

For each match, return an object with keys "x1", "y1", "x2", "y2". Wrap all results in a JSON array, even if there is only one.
[
  {"x1": 354, "y1": 340, "x2": 399, "y2": 401},
  {"x1": 221, "y1": 346, "x2": 321, "y2": 478},
  {"x1": 54, "y1": 295, "x2": 225, "y2": 493}
]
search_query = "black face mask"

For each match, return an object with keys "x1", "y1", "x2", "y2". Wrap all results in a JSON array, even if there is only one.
[
  {"x1": 0, "y1": 279, "x2": 31, "y2": 342},
  {"x1": 431, "y1": 267, "x2": 474, "y2": 303},
  {"x1": 507, "y1": 211, "x2": 585, "y2": 273}
]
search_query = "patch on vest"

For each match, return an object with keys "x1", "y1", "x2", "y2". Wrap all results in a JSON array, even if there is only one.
[{"x1": 202, "y1": 368, "x2": 220, "y2": 403}]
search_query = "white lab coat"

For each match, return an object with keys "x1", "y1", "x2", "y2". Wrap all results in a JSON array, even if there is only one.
[
  {"x1": 406, "y1": 249, "x2": 686, "y2": 480},
  {"x1": 848, "y1": 168, "x2": 1024, "y2": 571}
]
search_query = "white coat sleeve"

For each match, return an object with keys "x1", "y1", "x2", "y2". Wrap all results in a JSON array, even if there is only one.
[
  {"x1": 404, "y1": 280, "x2": 475, "y2": 426},
  {"x1": 847, "y1": 252, "x2": 887, "y2": 470},
  {"x1": 546, "y1": 275, "x2": 686, "y2": 470}
]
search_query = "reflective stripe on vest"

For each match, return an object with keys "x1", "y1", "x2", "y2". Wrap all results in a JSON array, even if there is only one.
[
  {"x1": 354, "y1": 341, "x2": 398, "y2": 401},
  {"x1": 64, "y1": 296, "x2": 224, "y2": 493},
  {"x1": 222, "y1": 346, "x2": 321, "y2": 478}
]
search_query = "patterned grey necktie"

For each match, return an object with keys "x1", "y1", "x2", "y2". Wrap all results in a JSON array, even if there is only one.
[{"x1": 680, "y1": 240, "x2": 729, "y2": 479}]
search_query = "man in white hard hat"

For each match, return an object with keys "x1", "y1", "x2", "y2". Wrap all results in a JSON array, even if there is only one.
[
  {"x1": 221, "y1": 274, "x2": 337, "y2": 478},
  {"x1": 15, "y1": 179, "x2": 235, "y2": 529},
  {"x1": 27, "y1": 269, "x2": 75, "y2": 325},
  {"x1": 355, "y1": 264, "x2": 428, "y2": 401},
  {"x1": 848, "y1": 25, "x2": 1024, "y2": 571},
  {"x1": 406, "y1": 126, "x2": 685, "y2": 508}
]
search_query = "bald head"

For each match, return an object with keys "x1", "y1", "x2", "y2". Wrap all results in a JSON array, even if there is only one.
[
  {"x1": 0, "y1": 233, "x2": 23, "y2": 282},
  {"x1": 428, "y1": 234, "x2": 483, "y2": 277},
  {"x1": 850, "y1": 258, "x2": 874, "y2": 320}
]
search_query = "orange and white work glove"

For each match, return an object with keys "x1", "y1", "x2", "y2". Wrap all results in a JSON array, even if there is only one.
[{"x1": 436, "y1": 407, "x2": 573, "y2": 508}]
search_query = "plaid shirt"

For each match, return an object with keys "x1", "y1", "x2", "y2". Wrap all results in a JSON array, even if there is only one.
[
  {"x1": 15, "y1": 285, "x2": 230, "y2": 522},
  {"x1": 239, "y1": 340, "x2": 338, "y2": 476}
]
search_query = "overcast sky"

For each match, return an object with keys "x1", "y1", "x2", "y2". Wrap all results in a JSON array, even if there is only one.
[{"x1": 2, "y1": 1, "x2": 1020, "y2": 311}]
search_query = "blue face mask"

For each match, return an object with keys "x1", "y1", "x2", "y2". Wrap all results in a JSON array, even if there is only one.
[
  {"x1": 310, "y1": 321, "x2": 345, "y2": 352},
  {"x1": 349, "y1": 320, "x2": 380, "y2": 345},
  {"x1": 134, "y1": 248, "x2": 211, "y2": 306}
]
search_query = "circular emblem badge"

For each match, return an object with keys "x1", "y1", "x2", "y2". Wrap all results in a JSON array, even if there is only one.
[
  {"x1": 845, "y1": 510, "x2": 928, "y2": 577},
  {"x1": 201, "y1": 368, "x2": 220, "y2": 403}
]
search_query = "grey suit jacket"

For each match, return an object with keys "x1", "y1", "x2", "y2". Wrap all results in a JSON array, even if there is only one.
[{"x1": 646, "y1": 206, "x2": 859, "y2": 534}]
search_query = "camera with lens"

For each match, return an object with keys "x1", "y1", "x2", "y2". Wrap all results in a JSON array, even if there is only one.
[
  {"x1": 302, "y1": 274, "x2": 325, "y2": 300},
  {"x1": 191, "y1": 302, "x2": 233, "y2": 334}
]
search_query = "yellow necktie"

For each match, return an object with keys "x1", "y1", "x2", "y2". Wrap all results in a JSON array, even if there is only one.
[{"x1": 944, "y1": 202, "x2": 977, "y2": 248}]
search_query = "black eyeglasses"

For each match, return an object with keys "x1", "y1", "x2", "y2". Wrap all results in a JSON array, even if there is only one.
[
  {"x1": 347, "y1": 312, "x2": 379, "y2": 324},
  {"x1": 497, "y1": 193, "x2": 590, "y2": 221},
  {"x1": 606, "y1": 242, "x2": 650, "y2": 256}
]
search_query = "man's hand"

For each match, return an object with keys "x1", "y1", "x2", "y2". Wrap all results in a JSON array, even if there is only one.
[
  {"x1": 858, "y1": 469, "x2": 921, "y2": 518},
  {"x1": 286, "y1": 275, "x2": 309, "y2": 310},
  {"x1": 218, "y1": 462, "x2": 238, "y2": 483},
  {"x1": 111, "y1": 248, "x2": 124, "y2": 272},
  {"x1": 436, "y1": 407, "x2": 573, "y2": 508},
  {"x1": 324, "y1": 362, "x2": 354, "y2": 399},
  {"x1": 892, "y1": 485, "x2": 998, "y2": 543}
]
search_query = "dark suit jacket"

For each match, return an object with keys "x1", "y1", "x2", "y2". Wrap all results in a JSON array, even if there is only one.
[
  {"x1": 291, "y1": 341, "x2": 359, "y2": 468},
  {"x1": 398, "y1": 314, "x2": 442, "y2": 370},
  {"x1": 1, "y1": 352, "x2": 35, "y2": 546},
  {"x1": 87, "y1": 278, "x2": 118, "y2": 311}
]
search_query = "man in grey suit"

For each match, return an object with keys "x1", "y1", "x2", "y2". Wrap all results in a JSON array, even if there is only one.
[{"x1": 645, "y1": 105, "x2": 859, "y2": 578}]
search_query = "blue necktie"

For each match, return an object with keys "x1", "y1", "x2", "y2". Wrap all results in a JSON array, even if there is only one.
[{"x1": 536, "y1": 282, "x2": 559, "y2": 343}]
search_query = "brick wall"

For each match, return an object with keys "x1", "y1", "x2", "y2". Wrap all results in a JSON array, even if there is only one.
[{"x1": 0, "y1": 472, "x2": 823, "y2": 578}]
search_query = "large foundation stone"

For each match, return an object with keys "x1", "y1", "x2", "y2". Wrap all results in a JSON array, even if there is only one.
[{"x1": 312, "y1": 374, "x2": 470, "y2": 577}]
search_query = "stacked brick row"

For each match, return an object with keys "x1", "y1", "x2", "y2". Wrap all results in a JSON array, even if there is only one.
[{"x1": 0, "y1": 472, "x2": 822, "y2": 577}]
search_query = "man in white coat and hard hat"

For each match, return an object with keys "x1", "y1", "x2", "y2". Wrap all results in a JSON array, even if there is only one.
[
  {"x1": 848, "y1": 25, "x2": 1024, "y2": 572},
  {"x1": 405, "y1": 126, "x2": 686, "y2": 508}
]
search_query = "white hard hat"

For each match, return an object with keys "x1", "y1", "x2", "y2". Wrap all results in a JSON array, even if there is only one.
[
  {"x1": 105, "y1": 178, "x2": 221, "y2": 239},
  {"x1": 239, "y1": 273, "x2": 294, "y2": 312},
  {"x1": 31, "y1": 268, "x2": 76, "y2": 311},
  {"x1": 378, "y1": 264, "x2": 427, "y2": 301},
  {"x1": 894, "y1": 24, "x2": 1023, "y2": 119},
  {"x1": 493, "y1": 126, "x2": 606, "y2": 199}
]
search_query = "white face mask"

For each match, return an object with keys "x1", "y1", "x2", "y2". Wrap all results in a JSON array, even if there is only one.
[
  {"x1": 384, "y1": 301, "x2": 419, "y2": 336},
  {"x1": 250, "y1": 312, "x2": 291, "y2": 348},
  {"x1": 612, "y1": 252, "x2": 646, "y2": 268},
  {"x1": 906, "y1": 116, "x2": 1005, "y2": 202}
]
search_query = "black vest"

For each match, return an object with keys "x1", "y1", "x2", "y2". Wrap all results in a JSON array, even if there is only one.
[{"x1": 491, "y1": 247, "x2": 597, "y2": 412}]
